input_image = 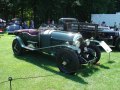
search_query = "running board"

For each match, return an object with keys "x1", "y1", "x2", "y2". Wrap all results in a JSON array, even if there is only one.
[{"x1": 23, "y1": 46, "x2": 36, "y2": 51}]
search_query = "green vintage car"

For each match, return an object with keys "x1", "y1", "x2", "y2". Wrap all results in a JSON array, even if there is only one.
[{"x1": 12, "y1": 26, "x2": 101, "y2": 75}]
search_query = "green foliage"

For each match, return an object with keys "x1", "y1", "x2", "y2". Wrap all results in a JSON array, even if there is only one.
[{"x1": 0, "y1": 0, "x2": 119, "y2": 26}]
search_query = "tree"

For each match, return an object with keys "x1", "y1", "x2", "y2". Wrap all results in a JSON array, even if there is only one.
[{"x1": 0, "y1": 0, "x2": 119, "y2": 26}]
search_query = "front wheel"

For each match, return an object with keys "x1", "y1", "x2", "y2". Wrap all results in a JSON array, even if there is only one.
[
  {"x1": 81, "y1": 45, "x2": 101, "y2": 64},
  {"x1": 56, "y1": 48, "x2": 80, "y2": 75}
]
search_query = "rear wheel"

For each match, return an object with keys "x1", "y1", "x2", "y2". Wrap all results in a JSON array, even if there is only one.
[
  {"x1": 56, "y1": 48, "x2": 79, "y2": 75},
  {"x1": 12, "y1": 39, "x2": 24, "y2": 55}
]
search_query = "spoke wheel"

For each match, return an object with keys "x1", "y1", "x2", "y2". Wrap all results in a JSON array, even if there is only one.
[{"x1": 81, "y1": 45, "x2": 101, "y2": 64}]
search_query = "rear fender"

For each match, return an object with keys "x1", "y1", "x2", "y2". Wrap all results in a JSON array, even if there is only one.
[{"x1": 15, "y1": 36, "x2": 26, "y2": 48}]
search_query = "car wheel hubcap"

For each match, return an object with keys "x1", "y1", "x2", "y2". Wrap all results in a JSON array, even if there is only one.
[
  {"x1": 84, "y1": 48, "x2": 96, "y2": 60},
  {"x1": 62, "y1": 61, "x2": 67, "y2": 66}
]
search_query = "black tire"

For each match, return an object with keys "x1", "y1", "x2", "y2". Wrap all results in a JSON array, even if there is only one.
[
  {"x1": 116, "y1": 38, "x2": 120, "y2": 51},
  {"x1": 81, "y1": 45, "x2": 101, "y2": 64},
  {"x1": 56, "y1": 48, "x2": 79, "y2": 75},
  {"x1": 12, "y1": 39, "x2": 24, "y2": 55}
]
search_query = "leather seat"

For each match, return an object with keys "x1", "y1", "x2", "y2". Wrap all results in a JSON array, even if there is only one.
[{"x1": 22, "y1": 30, "x2": 39, "y2": 42}]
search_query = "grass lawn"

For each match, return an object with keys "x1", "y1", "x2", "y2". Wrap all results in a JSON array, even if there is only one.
[{"x1": 0, "y1": 34, "x2": 120, "y2": 90}]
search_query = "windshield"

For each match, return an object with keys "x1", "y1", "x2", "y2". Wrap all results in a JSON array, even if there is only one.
[{"x1": 59, "y1": 18, "x2": 78, "y2": 25}]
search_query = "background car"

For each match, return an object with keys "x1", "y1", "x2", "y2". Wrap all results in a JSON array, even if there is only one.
[
  {"x1": 6, "y1": 23, "x2": 22, "y2": 34},
  {"x1": 0, "y1": 18, "x2": 6, "y2": 34},
  {"x1": 57, "y1": 18, "x2": 120, "y2": 51},
  {"x1": 98, "y1": 26, "x2": 113, "y2": 31}
]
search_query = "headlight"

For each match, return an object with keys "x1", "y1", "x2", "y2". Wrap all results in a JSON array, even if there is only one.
[
  {"x1": 85, "y1": 39, "x2": 90, "y2": 46},
  {"x1": 73, "y1": 33, "x2": 82, "y2": 47},
  {"x1": 73, "y1": 40, "x2": 80, "y2": 47}
]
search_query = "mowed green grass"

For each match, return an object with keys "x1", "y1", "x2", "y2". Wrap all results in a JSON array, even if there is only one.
[{"x1": 0, "y1": 34, "x2": 120, "y2": 90}]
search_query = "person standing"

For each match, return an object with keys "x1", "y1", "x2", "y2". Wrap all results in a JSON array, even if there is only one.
[
  {"x1": 29, "y1": 20, "x2": 34, "y2": 29},
  {"x1": 113, "y1": 22, "x2": 117, "y2": 31},
  {"x1": 101, "y1": 21, "x2": 106, "y2": 26},
  {"x1": 22, "y1": 21, "x2": 29, "y2": 29}
]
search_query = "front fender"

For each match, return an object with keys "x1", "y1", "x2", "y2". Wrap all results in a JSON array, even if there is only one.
[
  {"x1": 83, "y1": 39, "x2": 101, "y2": 46},
  {"x1": 15, "y1": 36, "x2": 26, "y2": 48},
  {"x1": 90, "y1": 40, "x2": 101, "y2": 45}
]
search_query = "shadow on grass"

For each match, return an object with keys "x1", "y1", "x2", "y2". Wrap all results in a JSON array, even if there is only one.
[
  {"x1": 77, "y1": 63, "x2": 110, "y2": 77},
  {"x1": 77, "y1": 65, "x2": 99, "y2": 77},
  {"x1": 107, "y1": 60, "x2": 116, "y2": 64},
  {"x1": 14, "y1": 51, "x2": 88, "y2": 84},
  {"x1": 95, "y1": 64, "x2": 110, "y2": 69},
  {"x1": 14, "y1": 51, "x2": 109, "y2": 84}
]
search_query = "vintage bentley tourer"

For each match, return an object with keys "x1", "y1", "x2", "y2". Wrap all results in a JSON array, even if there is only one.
[{"x1": 12, "y1": 26, "x2": 101, "y2": 75}]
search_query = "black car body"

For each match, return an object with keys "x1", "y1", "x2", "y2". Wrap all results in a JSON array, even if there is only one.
[
  {"x1": 12, "y1": 27, "x2": 101, "y2": 75},
  {"x1": 58, "y1": 18, "x2": 120, "y2": 51}
]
